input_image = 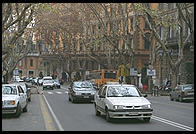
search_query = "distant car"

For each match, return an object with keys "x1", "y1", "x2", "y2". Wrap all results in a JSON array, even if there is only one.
[
  {"x1": 68, "y1": 81, "x2": 96, "y2": 103},
  {"x1": 43, "y1": 79, "x2": 54, "y2": 90},
  {"x1": 11, "y1": 76, "x2": 24, "y2": 82},
  {"x1": 2, "y1": 83, "x2": 28, "y2": 117},
  {"x1": 94, "y1": 83, "x2": 153, "y2": 122},
  {"x1": 54, "y1": 79, "x2": 61, "y2": 89},
  {"x1": 32, "y1": 77, "x2": 39, "y2": 85},
  {"x1": 87, "y1": 80, "x2": 98, "y2": 90},
  {"x1": 170, "y1": 84, "x2": 194, "y2": 102},
  {"x1": 38, "y1": 78, "x2": 43, "y2": 86}
]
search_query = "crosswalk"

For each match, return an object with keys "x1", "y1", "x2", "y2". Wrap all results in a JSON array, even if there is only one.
[{"x1": 44, "y1": 90, "x2": 68, "y2": 95}]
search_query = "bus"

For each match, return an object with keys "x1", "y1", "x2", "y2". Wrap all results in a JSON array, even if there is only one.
[{"x1": 86, "y1": 69, "x2": 119, "y2": 88}]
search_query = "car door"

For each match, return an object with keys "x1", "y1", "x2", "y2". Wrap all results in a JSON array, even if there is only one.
[
  {"x1": 99, "y1": 86, "x2": 107, "y2": 113},
  {"x1": 18, "y1": 86, "x2": 26, "y2": 108},
  {"x1": 95, "y1": 86, "x2": 104, "y2": 111}
]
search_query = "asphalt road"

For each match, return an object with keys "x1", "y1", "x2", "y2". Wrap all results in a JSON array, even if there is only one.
[{"x1": 2, "y1": 84, "x2": 194, "y2": 131}]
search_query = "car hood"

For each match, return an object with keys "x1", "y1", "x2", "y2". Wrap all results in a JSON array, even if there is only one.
[
  {"x1": 2, "y1": 94, "x2": 18, "y2": 101},
  {"x1": 107, "y1": 97, "x2": 151, "y2": 106}
]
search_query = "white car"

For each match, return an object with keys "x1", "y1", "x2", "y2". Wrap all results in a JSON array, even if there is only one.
[
  {"x1": 94, "y1": 84, "x2": 153, "y2": 122},
  {"x1": 2, "y1": 83, "x2": 28, "y2": 117},
  {"x1": 43, "y1": 79, "x2": 54, "y2": 90}
]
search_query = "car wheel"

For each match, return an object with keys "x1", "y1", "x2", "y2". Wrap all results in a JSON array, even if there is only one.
[
  {"x1": 143, "y1": 117, "x2": 151, "y2": 122},
  {"x1": 15, "y1": 104, "x2": 21, "y2": 117},
  {"x1": 23, "y1": 104, "x2": 28, "y2": 112},
  {"x1": 68, "y1": 96, "x2": 71, "y2": 101},
  {"x1": 95, "y1": 104, "x2": 101, "y2": 116},
  {"x1": 179, "y1": 96, "x2": 183, "y2": 102},
  {"x1": 105, "y1": 108, "x2": 111, "y2": 122},
  {"x1": 170, "y1": 95, "x2": 173, "y2": 101},
  {"x1": 71, "y1": 95, "x2": 75, "y2": 103},
  {"x1": 28, "y1": 97, "x2": 31, "y2": 102}
]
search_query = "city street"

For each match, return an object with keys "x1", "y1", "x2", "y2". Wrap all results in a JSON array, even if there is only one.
[{"x1": 2, "y1": 84, "x2": 194, "y2": 131}]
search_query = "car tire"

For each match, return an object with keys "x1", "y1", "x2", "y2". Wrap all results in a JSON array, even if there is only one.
[
  {"x1": 143, "y1": 117, "x2": 151, "y2": 122},
  {"x1": 179, "y1": 96, "x2": 183, "y2": 102},
  {"x1": 71, "y1": 95, "x2": 76, "y2": 103},
  {"x1": 23, "y1": 104, "x2": 28, "y2": 112},
  {"x1": 15, "y1": 104, "x2": 21, "y2": 117},
  {"x1": 28, "y1": 97, "x2": 31, "y2": 102},
  {"x1": 95, "y1": 104, "x2": 101, "y2": 116},
  {"x1": 170, "y1": 95, "x2": 173, "y2": 101},
  {"x1": 105, "y1": 108, "x2": 111, "y2": 122}
]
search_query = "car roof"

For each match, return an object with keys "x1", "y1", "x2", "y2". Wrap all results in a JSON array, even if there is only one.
[{"x1": 105, "y1": 84, "x2": 136, "y2": 87}]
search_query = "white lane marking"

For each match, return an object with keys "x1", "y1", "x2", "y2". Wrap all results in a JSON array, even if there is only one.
[
  {"x1": 43, "y1": 95, "x2": 64, "y2": 131},
  {"x1": 47, "y1": 92, "x2": 53, "y2": 94},
  {"x1": 56, "y1": 91, "x2": 62, "y2": 94},
  {"x1": 152, "y1": 115, "x2": 194, "y2": 131}
]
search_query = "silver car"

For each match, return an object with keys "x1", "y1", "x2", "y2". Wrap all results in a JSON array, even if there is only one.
[
  {"x1": 94, "y1": 84, "x2": 153, "y2": 122},
  {"x1": 68, "y1": 81, "x2": 96, "y2": 103},
  {"x1": 170, "y1": 84, "x2": 194, "y2": 102}
]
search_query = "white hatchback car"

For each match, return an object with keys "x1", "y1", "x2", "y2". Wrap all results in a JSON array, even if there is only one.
[
  {"x1": 94, "y1": 84, "x2": 153, "y2": 122},
  {"x1": 2, "y1": 83, "x2": 28, "y2": 117}
]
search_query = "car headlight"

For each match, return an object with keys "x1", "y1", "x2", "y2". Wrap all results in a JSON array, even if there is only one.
[
  {"x1": 5, "y1": 100, "x2": 15, "y2": 105},
  {"x1": 113, "y1": 105, "x2": 124, "y2": 110},
  {"x1": 142, "y1": 104, "x2": 151, "y2": 109}
]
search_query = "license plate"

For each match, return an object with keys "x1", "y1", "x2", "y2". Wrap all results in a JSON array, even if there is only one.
[
  {"x1": 129, "y1": 112, "x2": 138, "y2": 115},
  {"x1": 83, "y1": 96, "x2": 89, "y2": 98}
]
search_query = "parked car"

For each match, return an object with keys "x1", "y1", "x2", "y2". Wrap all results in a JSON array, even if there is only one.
[
  {"x1": 38, "y1": 78, "x2": 43, "y2": 86},
  {"x1": 11, "y1": 76, "x2": 24, "y2": 82},
  {"x1": 68, "y1": 81, "x2": 96, "y2": 103},
  {"x1": 2, "y1": 83, "x2": 28, "y2": 117},
  {"x1": 54, "y1": 79, "x2": 61, "y2": 89},
  {"x1": 16, "y1": 82, "x2": 31, "y2": 102},
  {"x1": 94, "y1": 83, "x2": 153, "y2": 122},
  {"x1": 43, "y1": 79, "x2": 54, "y2": 90},
  {"x1": 32, "y1": 77, "x2": 39, "y2": 85},
  {"x1": 170, "y1": 84, "x2": 194, "y2": 102}
]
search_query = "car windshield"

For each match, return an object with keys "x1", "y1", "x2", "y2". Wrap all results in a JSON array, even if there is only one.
[
  {"x1": 107, "y1": 86, "x2": 140, "y2": 97},
  {"x1": 73, "y1": 82, "x2": 93, "y2": 89},
  {"x1": 44, "y1": 80, "x2": 53, "y2": 83},
  {"x1": 183, "y1": 85, "x2": 194, "y2": 90},
  {"x1": 2, "y1": 86, "x2": 17, "y2": 95}
]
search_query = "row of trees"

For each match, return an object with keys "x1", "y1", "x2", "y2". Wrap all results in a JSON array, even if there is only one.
[{"x1": 2, "y1": 3, "x2": 194, "y2": 86}]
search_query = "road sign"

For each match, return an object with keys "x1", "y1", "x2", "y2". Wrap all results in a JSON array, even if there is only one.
[
  {"x1": 147, "y1": 69, "x2": 156, "y2": 76},
  {"x1": 130, "y1": 68, "x2": 137, "y2": 76}
]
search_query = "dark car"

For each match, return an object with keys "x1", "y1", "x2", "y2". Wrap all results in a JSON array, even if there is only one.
[
  {"x1": 68, "y1": 81, "x2": 96, "y2": 103},
  {"x1": 170, "y1": 84, "x2": 194, "y2": 102}
]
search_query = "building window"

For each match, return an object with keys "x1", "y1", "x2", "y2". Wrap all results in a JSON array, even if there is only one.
[
  {"x1": 29, "y1": 70, "x2": 34, "y2": 76},
  {"x1": 30, "y1": 59, "x2": 33, "y2": 67},
  {"x1": 19, "y1": 60, "x2": 22, "y2": 67},
  {"x1": 144, "y1": 38, "x2": 150, "y2": 50},
  {"x1": 168, "y1": 3, "x2": 174, "y2": 10},
  {"x1": 158, "y1": 3, "x2": 164, "y2": 10},
  {"x1": 145, "y1": 21, "x2": 150, "y2": 29},
  {"x1": 159, "y1": 27, "x2": 164, "y2": 40}
]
